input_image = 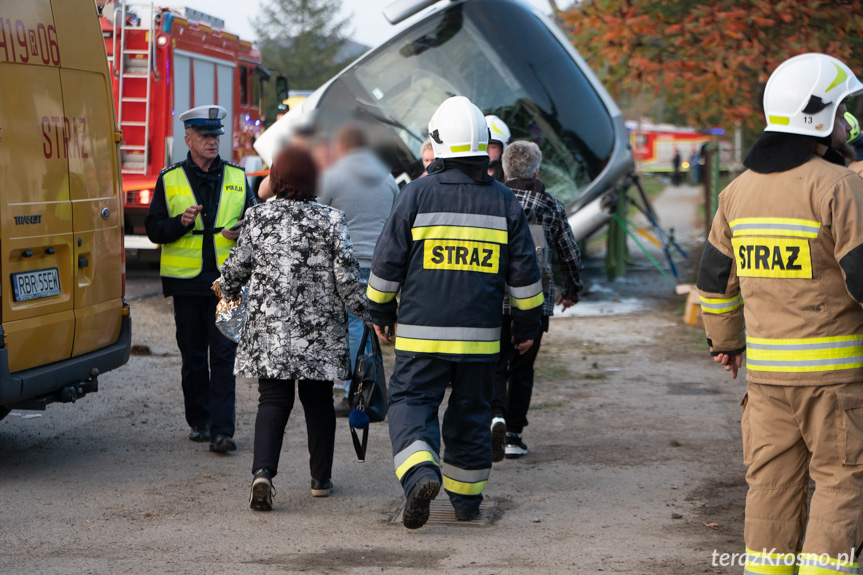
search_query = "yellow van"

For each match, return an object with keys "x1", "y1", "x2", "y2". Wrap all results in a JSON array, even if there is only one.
[{"x1": 0, "y1": 0, "x2": 131, "y2": 421}]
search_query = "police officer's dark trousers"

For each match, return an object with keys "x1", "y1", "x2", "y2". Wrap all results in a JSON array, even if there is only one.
[
  {"x1": 388, "y1": 355, "x2": 493, "y2": 513},
  {"x1": 173, "y1": 294, "x2": 237, "y2": 437}
]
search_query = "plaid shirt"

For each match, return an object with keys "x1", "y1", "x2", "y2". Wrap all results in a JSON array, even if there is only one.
[{"x1": 503, "y1": 178, "x2": 583, "y2": 316}]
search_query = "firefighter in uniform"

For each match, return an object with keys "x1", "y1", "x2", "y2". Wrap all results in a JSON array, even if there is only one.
[
  {"x1": 145, "y1": 105, "x2": 255, "y2": 453},
  {"x1": 367, "y1": 96, "x2": 544, "y2": 529},
  {"x1": 697, "y1": 53, "x2": 863, "y2": 574},
  {"x1": 844, "y1": 112, "x2": 863, "y2": 175},
  {"x1": 485, "y1": 114, "x2": 510, "y2": 182}
]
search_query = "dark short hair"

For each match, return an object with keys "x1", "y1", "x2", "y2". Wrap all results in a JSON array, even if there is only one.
[{"x1": 270, "y1": 144, "x2": 318, "y2": 200}]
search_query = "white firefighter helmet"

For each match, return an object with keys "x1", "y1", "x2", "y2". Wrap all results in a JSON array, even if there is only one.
[
  {"x1": 485, "y1": 114, "x2": 511, "y2": 152},
  {"x1": 763, "y1": 53, "x2": 863, "y2": 137},
  {"x1": 428, "y1": 96, "x2": 489, "y2": 159}
]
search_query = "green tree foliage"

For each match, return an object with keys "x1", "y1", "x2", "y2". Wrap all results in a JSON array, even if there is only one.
[
  {"x1": 562, "y1": 1, "x2": 863, "y2": 132},
  {"x1": 253, "y1": 0, "x2": 351, "y2": 124}
]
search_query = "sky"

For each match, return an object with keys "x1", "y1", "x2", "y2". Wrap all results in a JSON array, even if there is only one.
[{"x1": 177, "y1": 0, "x2": 554, "y2": 48}]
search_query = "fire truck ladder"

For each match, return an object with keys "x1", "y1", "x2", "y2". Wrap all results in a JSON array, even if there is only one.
[{"x1": 112, "y1": 0, "x2": 154, "y2": 175}]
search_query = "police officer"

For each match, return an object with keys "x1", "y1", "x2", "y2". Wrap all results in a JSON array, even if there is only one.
[
  {"x1": 697, "y1": 54, "x2": 863, "y2": 574},
  {"x1": 145, "y1": 105, "x2": 256, "y2": 453},
  {"x1": 367, "y1": 96, "x2": 544, "y2": 529}
]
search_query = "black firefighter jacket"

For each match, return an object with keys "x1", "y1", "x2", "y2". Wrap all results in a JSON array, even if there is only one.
[{"x1": 366, "y1": 159, "x2": 544, "y2": 363}]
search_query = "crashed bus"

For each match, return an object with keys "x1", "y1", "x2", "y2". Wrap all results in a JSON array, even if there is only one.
[{"x1": 255, "y1": 0, "x2": 634, "y2": 239}]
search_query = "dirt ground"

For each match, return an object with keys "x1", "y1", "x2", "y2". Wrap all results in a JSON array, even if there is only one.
[{"x1": 0, "y1": 184, "x2": 752, "y2": 574}]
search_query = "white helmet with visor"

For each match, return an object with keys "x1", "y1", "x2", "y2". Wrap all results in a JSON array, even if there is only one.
[{"x1": 764, "y1": 53, "x2": 863, "y2": 137}]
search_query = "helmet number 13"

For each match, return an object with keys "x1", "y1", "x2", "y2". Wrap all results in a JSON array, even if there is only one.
[{"x1": 804, "y1": 116, "x2": 813, "y2": 124}]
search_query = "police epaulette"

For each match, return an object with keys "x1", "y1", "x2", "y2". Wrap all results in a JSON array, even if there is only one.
[
  {"x1": 159, "y1": 161, "x2": 184, "y2": 175},
  {"x1": 224, "y1": 161, "x2": 244, "y2": 171}
]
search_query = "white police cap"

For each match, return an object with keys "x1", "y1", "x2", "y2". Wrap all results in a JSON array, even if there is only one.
[{"x1": 179, "y1": 105, "x2": 227, "y2": 135}]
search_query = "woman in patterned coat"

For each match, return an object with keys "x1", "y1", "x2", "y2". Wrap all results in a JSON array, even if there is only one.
[{"x1": 219, "y1": 143, "x2": 367, "y2": 511}]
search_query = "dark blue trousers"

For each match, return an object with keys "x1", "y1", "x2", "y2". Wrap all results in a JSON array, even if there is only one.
[
  {"x1": 492, "y1": 315, "x2": 548, "y2": 433},
  {"x1": 173, "y1": 294, "x2": 237, "y2": 437},
  {"x1": 388, "y1": 355, "x2": 494, "y2": 512}
]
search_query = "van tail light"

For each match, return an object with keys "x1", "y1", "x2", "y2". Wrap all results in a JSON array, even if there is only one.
[{"x1": 121, "y1": 228, "x2": 126, "y2": 297}]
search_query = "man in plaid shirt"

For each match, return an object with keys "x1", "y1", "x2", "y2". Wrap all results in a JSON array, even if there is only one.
[{"x1": 491, "y1": 140, "x2": 583, "y2": 461}]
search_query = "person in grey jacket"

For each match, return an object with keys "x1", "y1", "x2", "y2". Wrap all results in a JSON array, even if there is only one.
[
  {"x1": 219, "y1": 143, "x2": 367, "y2": 511},
  {"x1": 317, "y1": 123, "x2": 399, "y2": 414}
]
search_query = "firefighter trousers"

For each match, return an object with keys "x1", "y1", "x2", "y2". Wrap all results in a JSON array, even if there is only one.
[
  {"x1": 388, "y1": 355, "x2": 494, "y2": 513},
  {"x1": 742, "y1": 381, "x2": 863, "y2": 571}
]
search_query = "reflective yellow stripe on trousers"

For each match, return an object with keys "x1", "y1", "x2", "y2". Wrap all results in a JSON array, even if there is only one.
[
  {"x1": 744, "y1": 547, "x2": 798, "y2": 575},
  {"x1": 746, "y1": 335, "x2": 863, "y2": 373},
  {"x1": 394, "y1": 440, "x2": 439, "y2": 480},
  {"x1": 798, "y1": 552, "x2": 859, "y2": 575},
  {"x1": 441, "y1": 462, "x2": 489, "y2": 496}
]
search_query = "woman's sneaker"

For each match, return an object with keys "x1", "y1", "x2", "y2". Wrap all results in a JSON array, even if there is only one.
[
  {"x1": 310, "y1": 478, "x2": 333, "y2": 497},
  {"x1": 504, "y1": 432, "x2": 528, "y2": 459},
  {"x1": 249, "y1": 468, "x2": 276, "y2": 511}
]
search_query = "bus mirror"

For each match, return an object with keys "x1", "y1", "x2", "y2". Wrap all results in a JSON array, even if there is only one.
[{"x1": 276, "y1": 76, "x2": 289, "y2": 103}]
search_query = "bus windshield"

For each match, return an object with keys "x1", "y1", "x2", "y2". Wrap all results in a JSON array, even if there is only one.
[{"x1": 315, "y1": 0, "x2": 615, "y2": 205}]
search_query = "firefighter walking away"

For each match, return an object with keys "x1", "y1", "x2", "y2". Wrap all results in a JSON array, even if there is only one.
[{"x1": 367, "y1": 96, "x2": 544, "y2": 528}]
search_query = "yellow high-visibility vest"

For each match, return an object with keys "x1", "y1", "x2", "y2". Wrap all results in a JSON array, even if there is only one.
[{"x1": 160, "y1": 164, "x2": 246, "y2": 278}]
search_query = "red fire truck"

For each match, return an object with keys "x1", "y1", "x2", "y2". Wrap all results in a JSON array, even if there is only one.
[
  {"x1": 627, "y1": 121, "x2": 732, "y2": 174},
  {"x1": 98, "y1": 1, "x2": 275, "y2": 251}
]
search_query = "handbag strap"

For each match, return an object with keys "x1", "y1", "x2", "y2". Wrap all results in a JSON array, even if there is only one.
[
  {"x1": 350, "y1": 425, "x2": 368, "y2": 462},
  {"x1": 356, "y1": 324, "x2": 382, "y2": 367}
]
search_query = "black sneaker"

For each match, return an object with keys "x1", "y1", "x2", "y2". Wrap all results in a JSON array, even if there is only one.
[
  {"x1": 249, "y1": 468, "x2": 275, "y2": 511},
  {"x1": 504, "y1": 432, "x2": 528, "y2": 459},
  {"x1": 403, "y1": 474, "x2": 440, "y2": 529},
  {"x1": 310, "y1": 478, "x2": 333, "y2": 497},
  {"x1": 491, "y1": 416, "x2": 506, "y2": 463}
]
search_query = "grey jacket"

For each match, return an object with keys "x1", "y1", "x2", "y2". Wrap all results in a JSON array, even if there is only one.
[
  {"x1": 219, "y1": 198, "x2": 366, "y2": 381},
  {"x1": 317, "y1": 148, "x2": 399, "y2": 268}
]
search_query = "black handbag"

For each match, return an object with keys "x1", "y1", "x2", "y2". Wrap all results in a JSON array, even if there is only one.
[{"x1": 348, "y1": 325, "x2": 388, "y2": 461}]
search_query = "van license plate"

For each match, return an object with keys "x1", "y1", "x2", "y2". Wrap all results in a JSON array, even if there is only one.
[{"x1": 11, "y1": 268, "x2": 61, "y2": 302}]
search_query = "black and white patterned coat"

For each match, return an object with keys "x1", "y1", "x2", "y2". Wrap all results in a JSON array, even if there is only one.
[{"x1": 219, "y1": 198, "x2": 367, "y2": 381}]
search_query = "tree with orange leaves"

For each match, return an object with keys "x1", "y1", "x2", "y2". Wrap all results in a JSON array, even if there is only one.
[{"x1": 561, "y1": 1, "x2": 863, "y2": 132}]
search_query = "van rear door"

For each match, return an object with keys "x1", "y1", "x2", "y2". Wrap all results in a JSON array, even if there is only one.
[
  {"x1": 0, "y1": 0, "x2": 76, "y2": 380},
  {"x1": 52, "y1": 0, "x2": 124, "y2": 356}
]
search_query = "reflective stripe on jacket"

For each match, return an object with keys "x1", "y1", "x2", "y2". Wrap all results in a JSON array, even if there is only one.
[
  {"x1": 367, "y1": 164, "x2": 543, "y2": 361},
  {"x1": 697, "y1": 151, "x2": 863, "y2": 385},
  {"x1": 160, "y1": 164, "x2": 245, "y2": 278}
]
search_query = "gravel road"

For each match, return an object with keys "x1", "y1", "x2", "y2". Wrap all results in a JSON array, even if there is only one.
[{"x1": 0, "y1": 184, "x2": 748, "y2": 574}]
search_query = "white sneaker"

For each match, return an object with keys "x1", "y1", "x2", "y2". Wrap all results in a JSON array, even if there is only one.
[
  {"x1": 504, "y1": 432, "x2": 528, "y2": 459},
  {"x1": 491, "y1": 416, "x2": 506, "y2": 462}
]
